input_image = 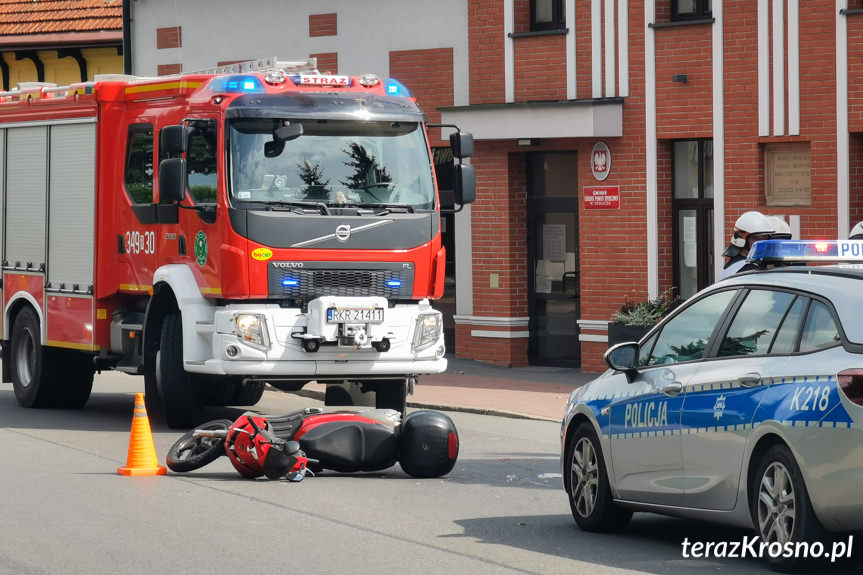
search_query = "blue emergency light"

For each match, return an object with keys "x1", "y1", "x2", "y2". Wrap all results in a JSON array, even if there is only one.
[
  {"x1": 383, "y1": 79, "x2": 412, "y2": 97},
  {"x1": 386, "y1": 279, "x2": 402, "y2": 288},
  {"x1": 747, "y1": 239, "x2": 863, "y2": 263},
  {"x1": 282, "y1": 278, "x2": 300, "y2": 287},
  {"x1": 212, "y1": 75, "x2": 264, "y2": 94}
]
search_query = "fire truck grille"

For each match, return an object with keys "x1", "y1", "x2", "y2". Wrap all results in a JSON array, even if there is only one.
[{"x1": 268, "y1": 262, "x2": 414, "y2": 300}]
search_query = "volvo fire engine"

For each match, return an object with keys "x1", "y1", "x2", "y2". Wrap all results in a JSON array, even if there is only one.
[{"x1": 0, "y1": 58, "x2": 475, "y2": 427}]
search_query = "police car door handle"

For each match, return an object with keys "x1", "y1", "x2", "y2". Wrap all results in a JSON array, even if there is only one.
[
  {"x1": 660, "y1": 381, "x2": 683, "y2": 397},
  {"x1": 736, "y1": 373, "x2": 762, "y2": 388}
]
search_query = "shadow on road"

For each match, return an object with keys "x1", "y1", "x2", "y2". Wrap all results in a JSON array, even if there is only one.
[
  {"x1": 0, "y1": 387, "x2": 254, "y2": 433},
  {"x1": 447, "y1": 513, "x2": 861, "y2": 574}
]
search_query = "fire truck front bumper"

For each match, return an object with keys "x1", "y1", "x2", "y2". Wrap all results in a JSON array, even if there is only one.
[{"x1": 188, "y1": 297, "x2": 448, "y2": 378}]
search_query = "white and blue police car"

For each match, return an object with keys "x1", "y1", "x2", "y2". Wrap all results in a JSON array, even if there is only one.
[{"x1": 561, "y1": 240, "x2": 862, "y2": 571}]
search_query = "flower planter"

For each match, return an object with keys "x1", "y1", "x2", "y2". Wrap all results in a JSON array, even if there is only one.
[{"x1": 607, "y1": 323, "x2": 651, "y2": 349}]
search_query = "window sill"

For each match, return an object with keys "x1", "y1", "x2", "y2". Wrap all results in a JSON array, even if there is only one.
[
  {"x1": 509, "y1": 29, "x2": 569, "y2": 39},
  {"x1": 649, "y1": 18, "x2": 715, "y2": 29}
]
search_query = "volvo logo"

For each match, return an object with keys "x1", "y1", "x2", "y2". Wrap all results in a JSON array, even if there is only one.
[
  {"x1": 335, "y1": 224, "x2": 351, "y2": 242},
  {"x1": 272, "y1": 262, "x2": 304, "y2": 268}
]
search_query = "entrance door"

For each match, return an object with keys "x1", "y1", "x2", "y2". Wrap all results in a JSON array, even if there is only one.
[
  {"x1": 527, "y1": 152, "x2": 580, "y2": 367},
  {"x1": 672, "y1": 140, "x2": 715, "y2": 299}
]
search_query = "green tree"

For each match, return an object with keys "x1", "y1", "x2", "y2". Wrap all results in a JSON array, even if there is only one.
[
  {"x1": 339, "y1": 142, "x2": 392, "y2": 201},
  {"x1": 297, "y1": 159, "x2": 331, "y2": 200}
]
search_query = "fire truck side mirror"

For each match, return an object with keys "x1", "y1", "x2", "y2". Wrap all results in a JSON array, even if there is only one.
[
  {"x1": 449, "y1": 132, "x2": 473, "y2": 159},
  {"x1": 161, "y1": 125, "x2": 188, "y2": 156},
  {"x1": 453, "y1": 163, "x2": 475, "y2": 205},
  {"x1": 159, "y1": 158, "x2": 188, "y2": 203}
]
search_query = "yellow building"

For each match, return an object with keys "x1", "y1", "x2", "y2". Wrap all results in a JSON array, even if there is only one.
[{"x1": 0, "y1": 0, "x2": 123, "y2": 90}]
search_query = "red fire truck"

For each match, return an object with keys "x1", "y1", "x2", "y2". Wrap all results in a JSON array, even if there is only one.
[{"x1": 0, "y1": 58, "x2": 474, "y2": 427}]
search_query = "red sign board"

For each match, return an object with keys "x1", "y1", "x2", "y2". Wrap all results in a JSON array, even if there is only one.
[{"x1": 583, "y1": 186, "x2": 620, "y2": 210}]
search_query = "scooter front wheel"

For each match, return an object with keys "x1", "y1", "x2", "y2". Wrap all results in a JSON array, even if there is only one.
[{"x1": 166, "y1": 419, "x2": 233, "y2": 472}]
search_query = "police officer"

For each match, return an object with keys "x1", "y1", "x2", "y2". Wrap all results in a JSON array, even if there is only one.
[
  {"x1": 850, "y1": 221, "x2": 863, "y2": 240},
  {"x1": 768, "y1": 215, "x2": 793, "y2": 240},
  {"x1": 718, "y1": 211, "x2": 774, "y2": 280}
]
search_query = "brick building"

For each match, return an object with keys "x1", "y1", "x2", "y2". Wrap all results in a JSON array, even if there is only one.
[
  {"x1": 128, "y1": 1, "x2": 863, "y2": 372},
  {"x1": 0, "y1": 0, "x2": 123, "y2": 89}
]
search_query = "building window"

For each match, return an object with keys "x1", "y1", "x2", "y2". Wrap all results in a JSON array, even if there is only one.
[
  {"x1": 531, "y1": 0, "x2": 565, "y2": 31},
  {"x1": 672, "y1": 0, "x2": 712, "y2": 21},
  {"x1": 672, "y1": 139, "x2": 714, "y2": 300}
]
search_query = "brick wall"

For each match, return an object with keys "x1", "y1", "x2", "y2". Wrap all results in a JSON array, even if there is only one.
[
  {"x1": 310, "y1": 52, "x2": 338, "y2": 75},
  {"x1": 468, "y1": 0, "x2": 506, "y2": 104},
  {"x1": 850, "y1": 16, "x2": 863, "y2": 132},
  {"x1": 655, "y1": 24, "x2": 713, "y2": 137},
  {"x1": 156, "y1": 27, "x2": 182, "y2": 49},
  {"x1": 390, "y1": 48, "x2": 454, "y2": 147},
  {"x1": 723, "y1": 2, "x2": 837, "y2": 239},
  {"x1": 309, "y1": 13, "x2": 337, "y2": 37},
  {"x1": 513, "y1": 35, "x2": 568, "y2": 102},
  {"x1": 157, "y1": 63, "x2": 181, "y2": 76}
]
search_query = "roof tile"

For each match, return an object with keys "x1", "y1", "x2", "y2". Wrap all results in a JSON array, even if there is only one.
[{"x1": 0, "y1": 0, "x2": 122, "y2": 36}]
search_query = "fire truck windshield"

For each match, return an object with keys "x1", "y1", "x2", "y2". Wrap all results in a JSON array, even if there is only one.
[{"x1": 228, "y1": 118, "x2": 436, "y2": 210}]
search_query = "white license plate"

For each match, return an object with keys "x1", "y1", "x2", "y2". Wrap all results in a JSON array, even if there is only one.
[{"x1": 327, "y1": 307, "x2": 384, "y2": 324}]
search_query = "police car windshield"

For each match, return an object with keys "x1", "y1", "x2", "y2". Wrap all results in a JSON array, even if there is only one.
[{"x1": 227, "y1": 118, "x2": 435, "y2": 210}]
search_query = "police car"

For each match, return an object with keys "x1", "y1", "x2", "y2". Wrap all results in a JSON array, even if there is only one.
[{"x1": 561, "y1": 240, "x2": 863, "y2": 570}]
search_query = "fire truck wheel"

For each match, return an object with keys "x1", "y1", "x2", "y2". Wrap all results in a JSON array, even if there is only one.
[
  {"x1": 9, "y1": 306, "x2": 60, "y2": 408},
  {"x1": 54, "y1": 350, "x2": 95, "y2": 408},
  {"x1": 374, "y1": 380, "x2": 407, "y2": 415},
  {"x1": 230, "y1": 381, "x2": 266, "y2": 406},
  {"x1": 159, "y1": 313, "x2": 202, "y2": 428},
  {"x1": 191, "y1": 374, "x2": 235, "y2": 407}
]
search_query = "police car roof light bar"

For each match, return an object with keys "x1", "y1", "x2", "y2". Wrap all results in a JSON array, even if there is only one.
[{"x1": 747, "y1": 239, "x2": 863, "y2": 263}]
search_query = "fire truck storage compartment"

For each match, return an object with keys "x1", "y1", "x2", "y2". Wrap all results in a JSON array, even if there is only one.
[
  {"x1": 46, "y1": 123, "x2": 96, "y2": 293},
  {"x1": 1, "y1": 120, "x2": 97, "y2": 340}
]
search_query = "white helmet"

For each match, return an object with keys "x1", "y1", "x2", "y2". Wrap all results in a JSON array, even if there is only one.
[
  {"x1": 729, "y1": 211, "x2": 774, "y2": 248},
  {"x1": 850, "y1": 221, "x2": 863, "y2": 240},
  {"x1": 768, "y1": 216, "x2": 793, "y2": 240}
]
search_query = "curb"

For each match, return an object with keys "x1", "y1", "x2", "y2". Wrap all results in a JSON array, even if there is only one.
[{"x1": 291, "y1": 388, "x2": 559, "y2": 423}]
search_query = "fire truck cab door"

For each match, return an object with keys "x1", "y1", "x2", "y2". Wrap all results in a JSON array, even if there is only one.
[{"x1": 117, "y1": 121, "x2": 160, "y2": 293}]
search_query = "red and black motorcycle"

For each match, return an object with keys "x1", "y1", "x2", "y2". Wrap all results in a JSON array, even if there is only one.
[{"x1": 166, "y1": 408, "x2": 459, "y2": 481}]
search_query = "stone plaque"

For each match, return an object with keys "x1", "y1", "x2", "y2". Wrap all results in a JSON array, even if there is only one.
[{"x1": 765, "y1": 143, "x2": 811, "y2": 207}]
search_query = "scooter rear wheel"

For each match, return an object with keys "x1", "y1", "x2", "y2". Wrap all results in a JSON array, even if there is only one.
[{"x1": 166, "y1": 419, "x2": 233, "y2": 472}]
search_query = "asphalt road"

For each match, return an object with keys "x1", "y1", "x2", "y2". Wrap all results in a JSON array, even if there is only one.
[{"x1": 0, "y1": 372, "x2": 856, "y2": 575}]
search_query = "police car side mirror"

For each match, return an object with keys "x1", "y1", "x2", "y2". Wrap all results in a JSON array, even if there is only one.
[
  {"x1": 159, "y1": 158, "x2": 187, "y2": 203},
  {"x1": 605, "y1": 342, "x2": 639, "y2": 382}
]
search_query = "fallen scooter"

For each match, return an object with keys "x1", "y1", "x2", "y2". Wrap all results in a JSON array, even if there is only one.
[{"x1": 166, "y1": 407, "x2": 460, "y2": 481}]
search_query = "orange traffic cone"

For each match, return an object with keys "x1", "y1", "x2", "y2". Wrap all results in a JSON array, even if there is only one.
[{"x1": 117, "y1": 392, "x2": 167, "y2": 476}]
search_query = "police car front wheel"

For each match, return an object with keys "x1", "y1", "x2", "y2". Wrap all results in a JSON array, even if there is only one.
[{"x1": 566, "y1": 422, "x2": 632, "y2": 532}]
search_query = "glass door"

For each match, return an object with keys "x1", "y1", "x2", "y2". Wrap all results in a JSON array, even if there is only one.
[
  {"x1": 672, "y1": 140, "x2": 714, "y2": 300},
  {"x1": 527, "y1": 152, "x2": 580, "y2": 367}
]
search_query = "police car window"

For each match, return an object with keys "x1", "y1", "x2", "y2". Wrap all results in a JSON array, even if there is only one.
[
  {"x1": 638, "y1": 332, "x2": 659, "y2": 367},
  {"x1": 799, "y1": 300, "x2": 841, "y2": 353},
  {"x1": 717, "y1": 290, "x2": 795, "y2": 357},
  {"x1": 647, "y1": 290, "x2": 736, "y2": 366},
  {"x1": 186, "y1": 121, "x2": 217, "y2": 204},
  {"x1": 768, "y1": 296, "x2": 806, "y2": 355}
]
